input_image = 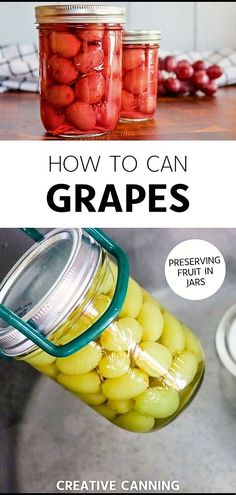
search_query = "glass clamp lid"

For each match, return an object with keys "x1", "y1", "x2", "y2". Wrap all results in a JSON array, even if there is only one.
[
  {"x1": 0, "y1": 228, "x2": 102, "y2": 357},
  {"x1": 35, "y1": 5, "x2": 126, "y2": 24}
]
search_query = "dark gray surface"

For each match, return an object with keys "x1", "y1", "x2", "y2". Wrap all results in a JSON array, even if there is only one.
[{"x1": 0, "y1": 228, "x2": 236, "y2": 493}]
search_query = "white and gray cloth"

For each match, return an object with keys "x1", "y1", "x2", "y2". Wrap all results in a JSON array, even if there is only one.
[
  {"x1": 0, "y1": 44, "x2": 38, "y2": 93},
  {"x1": 0, "y1": 44, "x2": 235, "y2": 94}
]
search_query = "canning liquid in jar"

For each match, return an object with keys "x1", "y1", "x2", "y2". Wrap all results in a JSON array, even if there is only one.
[
  {"x1": 35, "y1": 5, "x2": 125, "y2": 137},
  {"x1": 22, "y1": 260, "x2": 204, "y2": 434},
  {"x1": 121, "y1": 31, "x2": 161, "y2": 122}
]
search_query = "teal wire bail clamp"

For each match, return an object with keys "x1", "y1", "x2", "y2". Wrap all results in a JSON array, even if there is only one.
[{"x1": 0, "y1": 227, "x2": 129, "y2": 359}]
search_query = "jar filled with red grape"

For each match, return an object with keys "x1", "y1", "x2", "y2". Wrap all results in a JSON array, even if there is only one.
[
  {"x1": 35, "y1": 5, "x2": 126, "y2": 137},
  {"x1": 121, "y1": 31, "x2": 161, "y2": 122}
]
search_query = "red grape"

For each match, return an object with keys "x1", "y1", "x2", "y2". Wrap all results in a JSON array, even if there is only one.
[
  {"x1": 206, "y1": 65, "x2": 223, "y2": 80},
  {"x1": 164, "y1": 77, "x2": 181, "y2": 94},
  {"x1": 176, "y1": 63, "x2": 194, "y2": 81},
  {"x1": 158, "y1": 83, "x2": 166, "y2": 95},
  {"x1": 123, "y1": 48, "x2": 145, "y2": 71},
  {"x1": 48, "y1": 55, "x2": 77, "y2": 84},
  {"x1": 74, "y1": 45, "x2": 104, "y2": 74},
  {"x1": 66, "y1": 101, "x2": 96, "y2": 131},
  {"x1": 178, "y1": 80, "x2": 193, "y2": 95},
  {"x1": 46, "y1": 85, "x2": 75, "y2": 107},
  {"x1": 164, "y1": 55, "x2": 177, "y2": 72},
  {"x1": 159, "y1": 57, "x2": 165, "y2": 70},
  {"x1": 192, "y1": 60, "x2": 207, "y2": 71},
  {"x1": 40, "y1": 103, "x2": 65, "y2": 130},
  {"x1": 201, "y1": 81, "x2": 217, "y2": 96},
  {"x1": 75, "y1": 72, "x2": 105, "y2": 104},
  {"x1": 176, "y1": 60, "x2": 190, "y2": 69},
  {"x1": 192, "y1": 70, "x2": 209, "y2": 88},
  {"x1": 121, "y1": 89, "x2": 134, "y2": 111},
  {"x1": 50, "y1": 32, "x2": 81, "y2": 58},
  {"x1": 158, "y1": 70, "x2": 165, "y2": 84}
]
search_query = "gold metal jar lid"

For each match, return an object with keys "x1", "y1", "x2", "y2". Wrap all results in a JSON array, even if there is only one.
[
  {"x1": 123, "y1": 30, "x2": 161, "y2": 45},
  {"x1": 35, "y1": 4, "x2": 126, "y2": 25}
]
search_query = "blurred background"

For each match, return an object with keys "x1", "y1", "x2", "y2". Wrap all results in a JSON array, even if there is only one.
[{"x1": 0, "y1": 1, "x2": 235, "y2": 50}]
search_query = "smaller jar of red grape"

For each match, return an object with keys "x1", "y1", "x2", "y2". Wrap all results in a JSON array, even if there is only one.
[{"x1": 121, "y1": 30, "x2": 161, "y2": 122}]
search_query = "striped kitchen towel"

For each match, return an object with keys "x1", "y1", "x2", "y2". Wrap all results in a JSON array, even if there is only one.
[{"x1": 0, "y1": 44, "x2": 236, "y2": 93}]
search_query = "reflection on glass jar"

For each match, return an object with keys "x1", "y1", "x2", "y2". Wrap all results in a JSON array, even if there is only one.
[
  {"x1": 120, "y1": 31, "x2": 161, "y2": 122},
  {"x1": 35, "y1": 5, "x2": 125, "y2": 137}
]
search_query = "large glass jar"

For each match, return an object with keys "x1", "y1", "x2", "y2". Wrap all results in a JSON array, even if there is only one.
[
  {"x1": 35, "y1": 5, "x2": 125, "y2": 137},
  {"x1": 0, "y1": 229, "x2": 204, "y2": 433},
  {"x1": 121, "y1": 31, "x2": 161, "y2": 122}
]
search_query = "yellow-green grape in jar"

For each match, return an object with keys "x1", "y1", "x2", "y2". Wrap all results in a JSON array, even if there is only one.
[
  {"x1": 36, "y1": 362, "x2": 59, "y2": 380},
  {"x1": 119, "y1": 278, "x2": 143, "y2": 319},
  {"x1": 142, "y1": 289, "x2": 162, "y2": 309},
  {"x1": 57, "y1": 370, "x2": 101, "y2": 394},
  {"x1": 134, "y1": 386, "x2": 180, "y2": 418},
  {"x1": 99, "y1": 351, "x2": 130, "y2": 378},
  {"x1": 100, "y1": 264, "x2": 114, "y2": 294},
  {"x1": 79, "y1": 391, "x2": 106, "y2": 406},
  {"x1": 56, "y1": 342, "x2": 102, "y2": 375},
  {"x1": 164, "y1": 350, "x2": 198, "y2": 390},
  {"x1": 87, "y1": 294, "x2": 111, "y2": 320},
  {"x1": 138, "y1": 302, "x2": 164, "y2": 342},
  {"x1": 58, "y1": 313, "x2": 93, "y2": 345},
  {"x1": 94, "y1": 404, "x2": 117, "y2": 421},
  {"x1": 107, "y1": 399, "x2": 133, "y2": 414},
  {"x1": 135, "y1": 341, "x2": 172, "y2": 378},
  {"x1": 107, "y1": 261, "x2": 118, "y2": 298},
  {"x1": 183, "y1": 325, "x2": 204, "y2": 363},
  {"x1": 160, "y1": 311, "x2": 186, "y2": 355},
  {"x1": 114, "y1": 411, "x2": 155, "y2": 433},
  {"x1": 24, "y1": 349, "x2": 56, "y2": 367},
  {"x1": 102, "y1": 369, "x2": 149, "y2": 400},
  {"x1": 100, "y1": 318, "x2": 142, "y2": 351}
]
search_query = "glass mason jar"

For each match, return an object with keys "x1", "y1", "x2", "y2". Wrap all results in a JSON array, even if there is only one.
[
  {"x1": 35, "y1": 5, "x2": 125, "y2": 137},
  {"x1": 120, "y1": 31, "x2": 161, "y2": 122},
  {"x1": 0, "y1": 229, "x2": 204, "y2": 433}
]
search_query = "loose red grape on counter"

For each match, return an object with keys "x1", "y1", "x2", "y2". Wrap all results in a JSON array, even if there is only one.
[{"x1": 158, "y1": 55, "x2": 223, "y2": 97}]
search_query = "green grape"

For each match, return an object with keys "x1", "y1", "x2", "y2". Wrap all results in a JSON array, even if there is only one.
[
  {"x1": 57, "y1": 370, "x2": 101, "y2": 394},
  {"x1": 102, "y1": 369, "x2": 149, "y2": 400},
  {"x1": 142, "y1": 290, "x2": 162, "y2": 309},
  {"x1": 94, "y1": 404, "x2": 117, "y2": 420},
  {"x1": 107, "y1": 399, "x2": 133, "y2": 414},
  {"x1": 134, "y1": 386, "x2": 180, "y2": 418},
  {"x1": 36, "y1": 362, "x2": 59, "y2": 380},
  {"x1": 119, "y1": 278, "x2": 143, "y2": 319},
  {"x1": 86, "y1": 294, "x2": 111, "y2": 321},
  {"x1": 107, "y1": 261, "x2": 118, "y2": 298},
  {"x1": 79, "y1": 391, "x2": 106, "y2": 406},
  {"x1": 24, "y1": 350, "x2": 56, "y2": 367},
  {"x1": 58, "y1": 314, "x2": 93, "y2": 345},
  {"x1": 100, "y1": 265, "x2": 114, "y2": 294},
  {"x1": 135, "y1": 341, "x2": 172, "y2": 377},
  {"x1": 99, "y1": 351, "x2": 130, "y2": 378},
  {"x1": 56, "y1": 342, "x2": 102, "y2": 375},
  {"x1": 100, "y1": 318, "x2": 142, "y2": 351},
  {"x1": 160, "y1": 311, "x2": 185, "y2": 354},
  {"x1": 138, "y1": 302, "x2": 164, "y2": 341},
  {"x1": 183, "y1": 326, "x2": 204, "y2": 363},
  {"x1": 114, "y1": 411, "x2": 155, "y2": 432},
  {"x1": 165, "y1": 350, "x2": 198, "y2": 389}
]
